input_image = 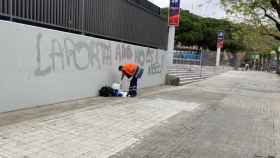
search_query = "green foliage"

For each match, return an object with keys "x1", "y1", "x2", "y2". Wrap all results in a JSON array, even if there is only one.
[
  {"x1": 161, "y1": 8, "x2": 279, "y2": 54},
  {"x1": 221, "y1": 0, "x2": 280, "y2": 41},
  {"x1": 161, "y1": 8, "x2": 246, "y2": 52}
]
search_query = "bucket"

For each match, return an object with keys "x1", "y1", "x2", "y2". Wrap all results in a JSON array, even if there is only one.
[{"x1": 112, "y1": 83, "x2": 121, "y2": 90}]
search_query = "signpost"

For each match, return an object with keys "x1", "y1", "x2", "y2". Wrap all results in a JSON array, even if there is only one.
[
  {"x1": 169, "y1": 0, "x2": 181, "y2": 26},
  {"x1": 216, "y1": 31, "x2": 224, "y2": 67},
  {"x1": 167, "y1": 0, "x2": 181, "y2": 66}
]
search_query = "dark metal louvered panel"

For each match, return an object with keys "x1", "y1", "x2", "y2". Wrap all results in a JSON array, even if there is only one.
[
  {"x1": 0, "y1": 0, "x2": 10, "y2": 15},
  {"x1": 0, "y1": 0, "x2": 168, "y2": 49}
]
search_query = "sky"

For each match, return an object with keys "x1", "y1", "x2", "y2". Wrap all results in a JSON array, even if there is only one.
[{"x1": 149, "y1": 0, "x2": 226, "y2": 19}]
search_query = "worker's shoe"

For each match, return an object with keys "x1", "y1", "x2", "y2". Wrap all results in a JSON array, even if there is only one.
[{"x1": 127, "y1": 91, "x2": 137, "y2": 97}]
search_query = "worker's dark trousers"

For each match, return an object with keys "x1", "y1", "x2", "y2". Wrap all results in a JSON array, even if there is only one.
[{"x1": 128, "y1": 75, "x2": 138, "y2": 97}]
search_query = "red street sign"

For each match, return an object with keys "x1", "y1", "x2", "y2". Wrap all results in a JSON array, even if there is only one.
[
  {"x1": 169, "y1": 0, "x2": 181, "y2": 26},
  {"x1": 217, "y1": 39, "x2": 224, "y2": 48},
  {"x1": 217, "y1": 31, "x2": 224, "y2": 48}
]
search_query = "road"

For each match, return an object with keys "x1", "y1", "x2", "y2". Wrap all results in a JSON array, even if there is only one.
[{"x1": 0, "y1": 71, "x2": 279, "y2": 158}]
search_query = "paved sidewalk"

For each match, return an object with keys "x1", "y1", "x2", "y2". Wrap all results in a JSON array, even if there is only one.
[
  {"x1": 0, "y1": 71, "x2": 280, "y2": 158},
  {"x1": 111, "y1": 71, "x2": 280, "y2": 158}
]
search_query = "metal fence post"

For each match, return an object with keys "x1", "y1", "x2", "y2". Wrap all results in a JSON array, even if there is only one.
[
  {"x1": 10, "y1": 0, "x2": 13, "y2": 21},
  {"x1": 82, "y1": 0, "x2": 85, "y2": 35}
]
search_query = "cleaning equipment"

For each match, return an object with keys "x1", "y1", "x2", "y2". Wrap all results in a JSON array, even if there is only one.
[
  {"x1": 112, "y1": 83, "x2": 121, "y2": 90},
  {"x1": 112, "y1": 82, "x2": 127, "y2": 97},
  {"x1": 119, "y1": 81, "x2": 128, "y2": 97},
  {"x1": 120, "y1": 92, "x2": 128, "y2": 97}
]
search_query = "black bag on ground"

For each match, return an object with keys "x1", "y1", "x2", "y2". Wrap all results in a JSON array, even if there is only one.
[{"x1": 99, "y1": 86, "x2": 114, "y2": 97}]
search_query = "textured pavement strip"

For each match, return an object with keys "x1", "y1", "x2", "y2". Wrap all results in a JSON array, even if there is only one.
[
  {"x1": 109, "y1": 71, "x2": 280, "y2": 158},
  {"x1": 0, "y1": 96, "x2": 200, "y2": 157}
]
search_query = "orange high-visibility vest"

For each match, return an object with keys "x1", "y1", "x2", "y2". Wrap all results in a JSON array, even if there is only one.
[{"x1": 121, "y1": 64, "x2": 138, "y2": 77}]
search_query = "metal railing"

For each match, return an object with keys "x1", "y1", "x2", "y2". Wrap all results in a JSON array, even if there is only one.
[
  {"x1": 171, "y1": 50, "x2": 204, "y2": 76},
  {"x1": 0, "y1": 0, "x2": 168, "y2": 49},
  {"x1": 173, "y1": 50, "x2": 202, "y2": 65}
]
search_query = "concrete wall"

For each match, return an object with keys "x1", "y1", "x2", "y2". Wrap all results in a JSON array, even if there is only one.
[{"x1": 0, "y1": 20, "x2": 167, "y2": 112}]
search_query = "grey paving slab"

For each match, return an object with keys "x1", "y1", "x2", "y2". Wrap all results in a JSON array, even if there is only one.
[{"x1": 110, "y1": 71, "x2": 280, "y2": 158}]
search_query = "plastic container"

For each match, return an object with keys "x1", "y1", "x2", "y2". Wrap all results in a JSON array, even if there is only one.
[{"x1": 112, "y1": 83, "x2": 121, "y2": 90}]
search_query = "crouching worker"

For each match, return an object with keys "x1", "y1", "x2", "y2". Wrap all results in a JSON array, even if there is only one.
[{"x1": 119, "y1": 64, "x2": 144, "y2": 97}]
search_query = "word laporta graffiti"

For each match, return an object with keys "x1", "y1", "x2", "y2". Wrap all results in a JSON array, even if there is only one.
[{"x1": 34, "y1": 33, "x2": 165, "y2": 77}]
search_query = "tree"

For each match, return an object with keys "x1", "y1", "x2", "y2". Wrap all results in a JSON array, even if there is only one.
[
  {"x1": 161, "y1": 9, "x2": 205, "y2": 48},
  {"x1": 221, "y1": 0, "x2": 280, "y2": 39},
  {"x1": 161, "y1": 8, "x2": 244, "y2": 51},
  {"x1": 161, "y1": 7, "x2": 278, "y2": 69},
  {"x1": 221, "y1": 0, "x2": 280, "y2": 73},
  {"x1": 233, "y1": 23, "x2": 279, "y2": 70}
]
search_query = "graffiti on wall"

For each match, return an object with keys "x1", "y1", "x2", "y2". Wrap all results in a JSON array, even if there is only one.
[{"x1": 34, "y1": 33, "x2": 164, "y2": 77}]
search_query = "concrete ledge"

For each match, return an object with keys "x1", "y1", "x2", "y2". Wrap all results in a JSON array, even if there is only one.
[{"x1": 165, "y1": 75, "x2": 180, "y2": 86}]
